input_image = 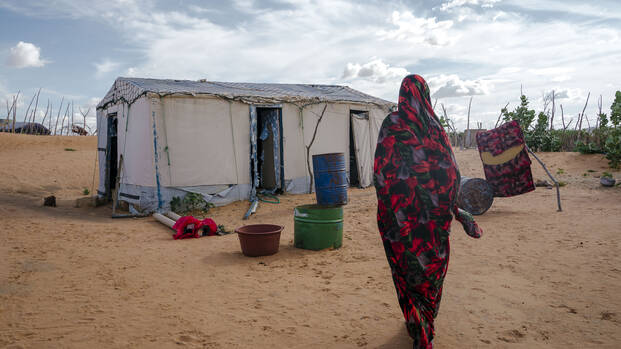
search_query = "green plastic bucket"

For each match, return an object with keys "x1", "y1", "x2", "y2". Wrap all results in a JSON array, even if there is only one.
[{"x1": 294, "y1": 204, "x2": 343, "y2": 251}]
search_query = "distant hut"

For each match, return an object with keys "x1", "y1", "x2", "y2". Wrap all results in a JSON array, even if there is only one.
[{"x1": 0, "y1": 120, "x2": 51, "y2": 135}]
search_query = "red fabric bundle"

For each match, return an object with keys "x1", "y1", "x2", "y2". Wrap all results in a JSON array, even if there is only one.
[{"x1": 172, "y1": 216, "x2": 217, "y2": 239}]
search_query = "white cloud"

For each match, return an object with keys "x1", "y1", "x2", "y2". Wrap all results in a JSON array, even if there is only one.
[
  {"x1": 528, "y1": 67, "x2": 574, "y2": 83},
  {"x1": 545, "y1": 88, "x2": 585, "y2": 101},
  {"x1": 342, "y1": 59, "x2": 408, "y2": 83},
  {"x1": 440, "y1": 0, "x2": 501, "y2": 11},
  {"x1": 126, "y1": 67, "x2": 138, "y2": 77},
  {"x1": 94, "y1": 59, "x2": 121, "y2": 78},
  {"x1": 428, "y1": 74, "x2": 492, "y2": 98},
  {"x1": 378, "y1": 11, "x2": 455, "y2": 46},
  {"x1": 6, "y1": 41, "x2": 48, "y2": 68},
  {"x1": 1, "y1": 1, "x2": 621, "y2": 131}
]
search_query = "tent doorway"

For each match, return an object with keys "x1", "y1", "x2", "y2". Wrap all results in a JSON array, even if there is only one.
[
  {"x1": 252, "y1": 107, "x2": 284, "y2": 192},
  {"x1": 349, "y1": 110, "x2": 369, "y2": 188},
  {"x1": 349, "y1": 115, "x2": 360, "y2": 187},
  {"x1": 105, "y1": 114, "x2": 118, "y2": 201}
]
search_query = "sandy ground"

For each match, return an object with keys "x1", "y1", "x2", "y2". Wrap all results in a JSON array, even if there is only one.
[{"x1": 1, "y1": 133, "x2": 620, "y2": 348}]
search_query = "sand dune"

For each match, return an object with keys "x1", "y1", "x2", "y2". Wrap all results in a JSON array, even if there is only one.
[{"x1": 1, "y1": 133, "x2": 620, "y2": 348}]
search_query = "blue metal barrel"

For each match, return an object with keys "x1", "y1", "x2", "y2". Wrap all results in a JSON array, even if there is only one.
[{"x1": 312, "y1": 152, "x2": 348, "y2": 206}]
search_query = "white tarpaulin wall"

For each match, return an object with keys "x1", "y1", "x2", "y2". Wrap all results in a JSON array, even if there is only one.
[{"x1": 163, "y1": 97, "x2": 238, "y2": 186}]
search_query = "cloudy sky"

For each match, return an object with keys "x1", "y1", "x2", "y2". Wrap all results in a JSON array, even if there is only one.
[{"x1": 1, "y1": 0, "x2": 620, "y2": 131}]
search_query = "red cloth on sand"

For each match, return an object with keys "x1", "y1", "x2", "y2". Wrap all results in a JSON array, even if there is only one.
[{"x1": 172, "y1": 216, "x2": 217, "y2": 239}]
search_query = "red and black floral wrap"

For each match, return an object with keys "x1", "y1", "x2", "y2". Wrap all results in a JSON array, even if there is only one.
[
  {"x1": 373, "y1": 75, "x2": 482, "y2": 348},
  {"x1": 475, "y1": 121, "x2": 535, "y2": 197}
]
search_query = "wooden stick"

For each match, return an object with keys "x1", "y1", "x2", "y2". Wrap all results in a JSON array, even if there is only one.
[
  {"x1": 464, "y1": 96, "x2": 472, "y2": 148},
  {"x1": 29, "y1": 88, "x2": 41, "y2": 133},
  {"x1": 577, "y1": 92, "x2": 590, "y2": 132},
  {"x1": 48, "y1": 101, "x2": 53, "y2": 131},
  {"x1": 60, "y1": 102, "x2": 70, "y2": 135},
  {"x1": 79, "y1": 106, "x2": 91, "y2": 134},
  {"x1": 40, "y1": 99, "x2": 50, "y2": 130},
  {"x1": 596, "y1": 95, "x2": 603, "y2": 129},
  {"x1": 54, "y1": 97, "x2": 64, "y2": 135},
  {"x1": 305, "y1": 103, "x2": 328, "y2": 194},
  {"x1": 71, "y1": 101, "x2": 74, "y2": 136},
  {"x1": 549, "y1": 90, "x2": 555, "y2": 130},
  {"x1": 495, "y1": 102, "x2": 509, "y2": 128},
  {"x1": 20, "y1": 92, "x2": 37, "y2": 134},
  {"x1": 12, "y1": 96, "x2": 17, "y2": 132},
  {"x1": 526, "y1": 145, "x2": 562, "y2": 212}
]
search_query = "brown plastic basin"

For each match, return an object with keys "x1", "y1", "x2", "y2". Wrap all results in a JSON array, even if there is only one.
[{"x1": 235, "y1": 224, "x2": 283, "y2": 257}]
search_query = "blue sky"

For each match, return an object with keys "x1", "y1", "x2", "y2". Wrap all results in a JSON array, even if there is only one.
[{"x1": 1, "y1": 0, "x2": 620, "y2": 131}]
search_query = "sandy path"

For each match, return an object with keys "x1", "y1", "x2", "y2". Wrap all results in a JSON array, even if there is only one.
[{"x1": 1, "y1": 133, "x2": 620, "y2": 348}]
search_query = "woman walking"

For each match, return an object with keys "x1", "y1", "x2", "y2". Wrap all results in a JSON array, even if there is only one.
[{"x1": 374, "y1": 75, "x2": 482, "y2": 348}]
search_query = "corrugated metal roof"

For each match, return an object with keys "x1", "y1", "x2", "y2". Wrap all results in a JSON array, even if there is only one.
[{"x1": 97, "y1": 77, "x2": 394, "y2": 109}]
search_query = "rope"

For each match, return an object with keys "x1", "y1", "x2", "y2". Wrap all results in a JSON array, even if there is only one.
[
  {"x1": 91, "y1": 143, "x2": 98, "y2": 195},
  {"x1": 257, "y1": 191, "x2": 280, "y2": 204}
]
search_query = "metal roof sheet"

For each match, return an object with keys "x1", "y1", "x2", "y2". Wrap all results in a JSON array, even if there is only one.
[{"x1": 97, "y1": 77, "x2": 394, "y2": 109}]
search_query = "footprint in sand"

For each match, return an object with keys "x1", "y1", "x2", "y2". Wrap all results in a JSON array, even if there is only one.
[
  {"x1": 497, "y1": 329, "x2": 526, "y2": 343},
  {"x1": 601, "y1": 311, "x2": 617, "y2": 322}
]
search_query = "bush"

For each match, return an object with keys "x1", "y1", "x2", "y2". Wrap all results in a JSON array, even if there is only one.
[
  {"x1": 497, "y1": 90, "x2": 621, "y2": 169},
  {"x1": 575, "y1": 140, "x2": 603, "y2": 154},
  {"x1": 170, "y1": 193, "x2": 215, "y2": 214},
  {"x1": 603, "y1": 91, "x2": 621, "y2": 168}
]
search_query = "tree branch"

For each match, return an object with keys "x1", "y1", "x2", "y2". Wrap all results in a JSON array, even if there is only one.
[{"x1": 305, "y1": 103, "x2": 328, "y2": 194}]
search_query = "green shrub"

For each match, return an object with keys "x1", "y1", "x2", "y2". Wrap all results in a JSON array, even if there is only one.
[
  {"x1": 170, "y1": 193, "x2": 215, "y2": 214},
  {"x1": 496, "y1": 90, "x2": 621, "y2": 168}
]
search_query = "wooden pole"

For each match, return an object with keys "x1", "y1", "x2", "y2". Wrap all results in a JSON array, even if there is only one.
[
  {"x1": 12, "y1": 93, "x2": 19, "y2": 133},
  {"x1": 464, "y1": 96, "x2": 472, "y2": 148},
  {"x1": 526, "y1": 145, "x2": 562, "y2": 212},
  {"x1": 54, "y1": 97, "x2": 64, "y2": 135},
  {"x1": 578, "y1": 92, "x2": 590, "y2": 132},
  {"x1": 48, "y1": 102, "x2": 53, "y2": 131},
  {"x1": 495, "y1": 102, "x2": 509, "y2": 128},
  {"x1": 71, "y1": 101, "x2": 74, "y2": 135},
  {"x1": 305, "y1": 103, "x2": 328, "y2": 194},
  {"x1": 596, "y1": 95, "x2": 603, "y2": 129},
  {"x1": 29, "y1": 88, "x2": 41, "y2": 133},
  {"x1": 60, "y1": 102, "x2": 70, "y2": 135},
  {"x1": 549, "y1": 90, "x2": 555, "y2": 131},
  {"x1": 40, "y1": 100, "x2": 50, "y2": 133},
  {"x1": 20, "y1": 92, "x2": 37, "y2": 134}
]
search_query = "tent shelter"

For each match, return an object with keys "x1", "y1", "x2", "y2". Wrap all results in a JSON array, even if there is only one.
[{"x1": 96, "y1": 77, "x2": 394, "y2": 213}]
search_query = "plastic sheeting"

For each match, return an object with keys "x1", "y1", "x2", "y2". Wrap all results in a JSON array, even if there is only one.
[
  {"x1": 350, "y1": 111, "x2": 373, "y2": 187},
  {"x1": 258, "y1": 108, "x2": 282, "y2": 190}
]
